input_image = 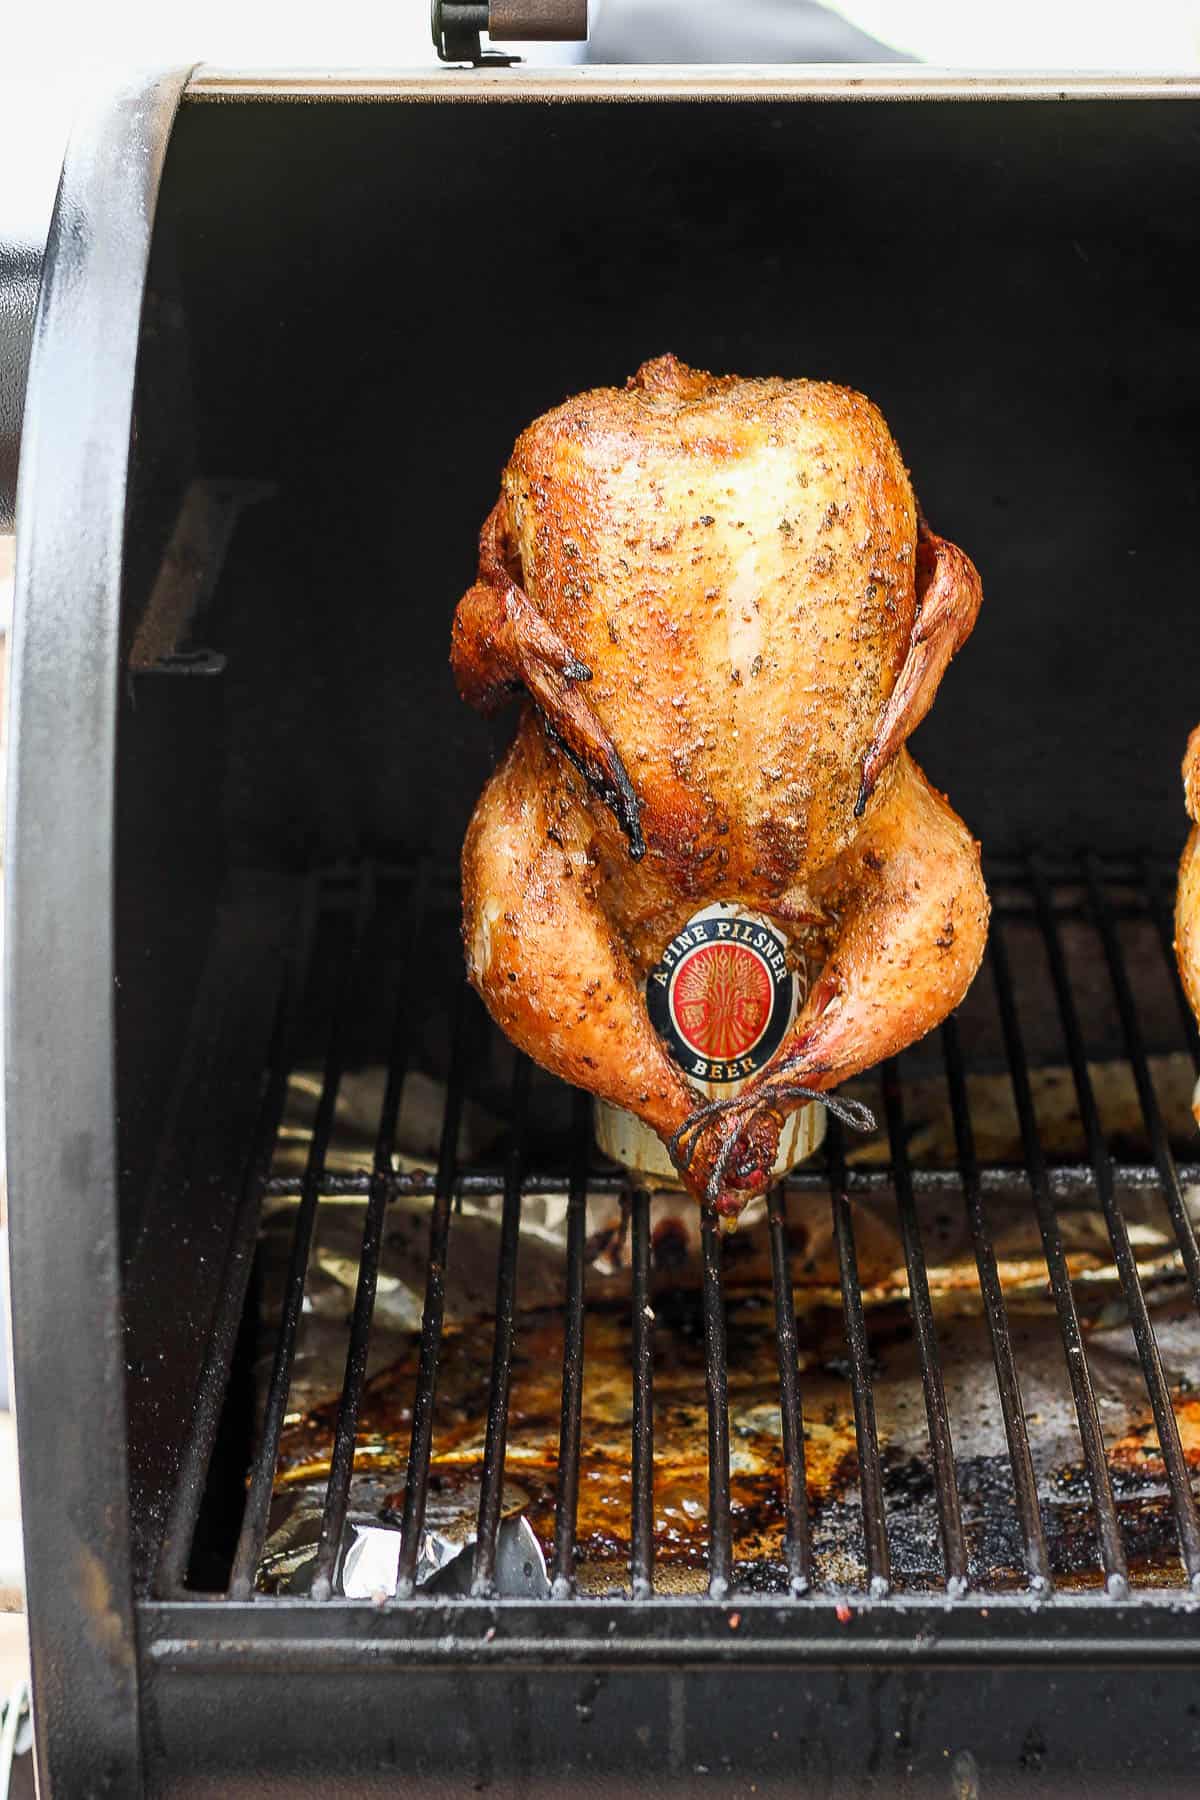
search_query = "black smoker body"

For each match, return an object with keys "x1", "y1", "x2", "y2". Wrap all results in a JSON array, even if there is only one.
[{"x1": 7, "y1": 66, "x2": 1200, "y2": 1797}]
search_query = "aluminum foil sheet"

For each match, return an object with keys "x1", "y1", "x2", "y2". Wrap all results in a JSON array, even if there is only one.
[
  {"x1": 257, "y1": 1053, "x2": 1200, "y2": 1594},
  {"x1": 257, "y1": 1468, "x2": 541, "y2": 1597}
]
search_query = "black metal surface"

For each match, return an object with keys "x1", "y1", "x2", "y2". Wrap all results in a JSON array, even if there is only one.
[
  {"x1": 1034, "y1": 862, "x2": 1200, "y2": 1587},
  {"x1": 941, "y1": 1013, "x2": 1052, "y2": 1591},
  {"x1": 629, "y1": 1187, "x2": 656, "y2": 1600},
  {"x1": 151, "y1": 854, "x2": 1200, "y2": 1626},
  {"x1": 766, "y1": 1185, "x2": 813, "y2": 1594},
  {"x1": 988, "y1": 919, "x2": 1128, "y2": 1593},
  {"x1": 1085, "y1": 854, "x2": 1200, "y2": 1312},
  {"x1": 133, "y1": 843, "x2": 1200, "y2": 1799},
  {"x1": 552, "y1": 1090, "x2": 591, "y2": 1597},
  {"x1": 700, "y1": 1211, "x2": 732, "y2": 1599},
  {"x1": 137, "y1": 1650, "x2": 1200, "y2": 1798},
  {"x1": 143, "y1": 1588, "x2": 1200, "y2": 1662},
  {"x1": 310, "y1": 868, "x2": 430, "y2": 1600},
  {"x1": 471, "y1": 1054, "x2": 530, "y2": 1596},
  {"x1": 262, "y1": 1159, "x2": 1200, "y2": 1202},
  {"x1": 881, "y1": 1058, "x2": 967, "y2": 1593},
  {"x1": 228, "y1": 883, "x2": 370, "y2": 1600},
  {"x1": 395, "y1": 986, "x2": 476, "y2": 1597},
  {"x1": 829, "y1": 1118, "x2": 891, "y2": 1597},
  {"x1": 5, "y1": 66, "x2": 194, "y2": 1800},
  {"x1": 154, "y1": 878, "x2": 319, "y2": 1599},
  {"x1": 431, "y1": 0, "x2": 519, "y2": 64},
  {"x1": 150, "y1": 94, "x2": 1200, "y2": 874}
]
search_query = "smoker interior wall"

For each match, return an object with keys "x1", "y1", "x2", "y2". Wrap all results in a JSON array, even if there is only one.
[
  {"x1": 138, "y1": 92, "x2": 1200, "y2": 879},
  {"x1": 112, "y1": 92, "x2": 1200, "y2": 1469},
  {"x1": 117, "y1": 216, "x2": 226, "y2": 1258}
]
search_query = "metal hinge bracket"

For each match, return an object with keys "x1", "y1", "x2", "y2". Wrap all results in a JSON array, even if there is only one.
[{"x1": 431, "y1": 0, "x2": 588, "y2": 66}]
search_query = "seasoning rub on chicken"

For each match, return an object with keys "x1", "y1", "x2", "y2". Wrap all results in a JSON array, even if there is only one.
[
  {"x1": 452, "y1": 355, "x2": 989, "y2": 1216},
  {"x1": 1176, "y1": 726, "x2": 1200, "y2": 1125}
]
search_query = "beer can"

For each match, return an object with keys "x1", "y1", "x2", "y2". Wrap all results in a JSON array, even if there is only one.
[{"x1": 593, "y1": 901, "x2": 825, "y2": 1189}]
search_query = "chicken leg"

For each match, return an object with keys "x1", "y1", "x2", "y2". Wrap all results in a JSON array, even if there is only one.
[
  {"x1": 674, "y1": 754, "x2": 989, "y2": 1208},
  {"x1": 464, "y1": 714, "x2": 691, "y2": 1133}
]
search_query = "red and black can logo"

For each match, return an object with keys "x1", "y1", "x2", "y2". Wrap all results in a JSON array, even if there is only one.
[{"x1": 647, "y1": 905, "x2": 796, "y2": 1086}]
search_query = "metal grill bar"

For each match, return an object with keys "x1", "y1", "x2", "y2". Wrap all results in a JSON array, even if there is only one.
[
  {"x1": 941, "y1": 1014, "x2": 1051, "y2": 1591},
  {"x1": 395, "y1": 983, "x2": 474, "y2": 1597},
  {"x1": 471, "y1": 1056, "x2": 531, "y2": 1596},
  {"x1": 183, "y1": 854, "x2": 1200, "y2": 1608},
  {"x1": 629, "y1": 1187, "x2": 655, "y2": 1599},
  {"x1": 261, "y1": 1161, "x2": 1200, "y2": 1203},
  {"x1": 310, "y1": 865, "x2": 430, "y2": 1601},
  {"x1": 1037, "y1": 860, "x2": 1200, "y2": 1587},
  {"x1": 766, "y1": 1185, "x2": 813, "y2": 1595},
  {"x1": 988, "y1": 916, "x2": 1128, "y2": 1593},
  {"x1": 700, "y1": 1211, "x2": 733, "y2": 1599},
  {"x1": 155, "y1": 879, "x2": 319, "y2": 1598},
  {"x1": 1084, "y1": 853, "x2": 1200, "y2": 1313},
  {"x1": 828, "y1": 1117, "x2": 890, "y2": 1596},
  {"x1": 228, "y1": 883, "x2": 370, "y2": 1599},
  {"x1": 552, "y1": 1090, "x2": 591, "y2": 1598},
  {"x1": 881, "y1": 1058, "x2": 967, "y2": 1593}
]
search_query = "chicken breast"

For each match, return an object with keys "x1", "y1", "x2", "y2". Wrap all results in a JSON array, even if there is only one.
[{"x1": 453, "y1": 355, "x2": 989, "y2": 1212}]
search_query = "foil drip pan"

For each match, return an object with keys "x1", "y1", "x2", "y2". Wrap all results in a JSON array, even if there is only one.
[{"x1": 255, "y1": 1050, "x2": 1200, "y2": 1597}]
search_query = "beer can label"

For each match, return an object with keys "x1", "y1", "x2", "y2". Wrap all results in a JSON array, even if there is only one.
[{"x1": 646, "y1": 903, "x2": 798, "y2": 1091}]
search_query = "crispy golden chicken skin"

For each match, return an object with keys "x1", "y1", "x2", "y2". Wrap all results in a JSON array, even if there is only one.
[
  {"x1": 1177, "y1": 726, "x2": 1200, "y2": 1125},
  {"x1": 453, "y1": 355, "x2": 989, "y2": 1212}
]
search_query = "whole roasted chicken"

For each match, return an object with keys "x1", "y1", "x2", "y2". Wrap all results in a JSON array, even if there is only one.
[
  {"x1": 1176, "y1": 726, "x2": 1200, "y2": 1124},
  {"x1": 452, "y1": 356, "x2": 989, "y2": 1214}
]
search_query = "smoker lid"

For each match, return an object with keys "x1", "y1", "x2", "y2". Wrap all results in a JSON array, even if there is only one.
[{"x1": 185, "y1": 63, "x2": 1200, "y2": 100}]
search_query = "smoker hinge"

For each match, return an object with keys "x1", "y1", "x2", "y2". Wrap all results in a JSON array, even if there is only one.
[{"x1": 431, "y1": 0, "x2": 588, "y2": 66}]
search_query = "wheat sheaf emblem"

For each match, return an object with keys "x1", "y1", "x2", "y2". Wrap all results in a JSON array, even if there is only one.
[{"x1": 672, "y1": 944, "x2": 772, "y2": 1059}]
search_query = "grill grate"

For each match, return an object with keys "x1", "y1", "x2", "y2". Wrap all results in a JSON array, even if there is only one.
[{"x1": 156, "y1": 854, "x2": 1200, "y2": 1606}]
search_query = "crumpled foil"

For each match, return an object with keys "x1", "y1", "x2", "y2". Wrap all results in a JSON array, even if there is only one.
[
  {"x1": 257, "y1": 1468, "x2": 534, "y2": 1596},
  {"x1": 257, "y1": 1052, "x2": 1200, "y2": 1593}
]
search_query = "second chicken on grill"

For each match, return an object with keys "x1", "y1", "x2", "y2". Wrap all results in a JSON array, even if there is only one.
[{"x1": 1176, "y1": 725, "x2": 1200, "y2": 1125}]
